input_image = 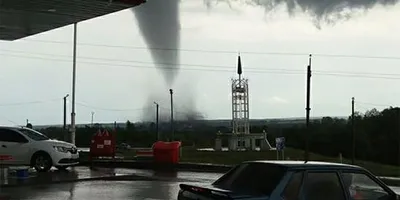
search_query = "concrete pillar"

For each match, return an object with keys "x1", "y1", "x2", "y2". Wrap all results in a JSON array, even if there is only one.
[
  {"x1": 215, "y1": 138, "x2": 222, "y2": 151},
  {"x1": 228, "y1": 136, "x2": 237, "y2": 151},
  {"x1": 260, "y1": 138, "x2": 270, "y2": 151},
  {"x1": 244, "y1": 138, "x2": 251, "y2": 149},
  {"x1": 0, "y1": 167, "x2": 8, "y2": 185},
  {"x1": 251, "y1": 138, "x2": 257, "y2": 151}
]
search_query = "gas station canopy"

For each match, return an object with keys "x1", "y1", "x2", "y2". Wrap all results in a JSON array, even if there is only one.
[{"x1": 0, "y1": 0, "x2": 146, "y2": 41}]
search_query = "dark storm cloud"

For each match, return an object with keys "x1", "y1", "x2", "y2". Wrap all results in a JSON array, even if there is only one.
[{"x1": 204, "y1": 0, "x2": 399, "y2": 28}]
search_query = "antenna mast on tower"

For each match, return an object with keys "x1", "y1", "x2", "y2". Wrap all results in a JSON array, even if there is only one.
[{"x1": 231, "y1": 54, "x2": 249, "y2": 136}]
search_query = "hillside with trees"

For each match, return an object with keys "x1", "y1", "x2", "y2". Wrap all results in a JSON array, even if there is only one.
[{"x1": 36, "y1": 107, "x2": 400, "y2": 166}]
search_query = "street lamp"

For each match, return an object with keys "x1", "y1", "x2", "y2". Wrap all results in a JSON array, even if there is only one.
[
  {"x1": 63, "y1": 94, "x2": 69, "y2": 142},
  {"x1": 71, "y1": 22, "x2": 78, "y2": 145},
  {"x1": 169, "y1": 89, "x2": 174, "y2": 141},
  {"x1": 63, "y1": 94, "x2": 69, "y2": 130},
  {"x1": 91, "y1": 111, "x2": 95, "y2": 127},
  {"x1": 154, "y1": 102, "x2": 159, "y2": 141}
]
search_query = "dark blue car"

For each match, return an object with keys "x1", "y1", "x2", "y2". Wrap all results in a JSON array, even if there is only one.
[{"x1": 178, "y1": 161, "x2": 399, "y2": 200}]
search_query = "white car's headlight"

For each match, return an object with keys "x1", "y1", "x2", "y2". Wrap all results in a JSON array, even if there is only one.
[{"x1": 54, "y1": 146, "x2": 69, "y2": 153}]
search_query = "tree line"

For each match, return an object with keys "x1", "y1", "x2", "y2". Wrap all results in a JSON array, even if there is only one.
[{"x1": 36, "y1": 107, "x2": 400, "y2": 166}]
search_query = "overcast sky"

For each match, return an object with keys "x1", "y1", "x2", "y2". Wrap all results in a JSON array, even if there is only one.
[{"x1": 0, "y1": 1, "x2": 399, "y2": 125}]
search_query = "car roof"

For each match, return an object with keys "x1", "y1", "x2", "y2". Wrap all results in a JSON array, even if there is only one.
[
  {"x1": 244, "y1": 160, "x2": 363, "y2": 170},
  {"x1": 0, "y1": 126, "x2": 28, "y2": 130}
]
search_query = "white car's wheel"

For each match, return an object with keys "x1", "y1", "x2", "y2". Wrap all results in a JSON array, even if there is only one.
[{"x1": 32, "y1": 152, "x2": 52, "y2": 172}]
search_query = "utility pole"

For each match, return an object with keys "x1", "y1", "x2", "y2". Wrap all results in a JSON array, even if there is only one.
[
  {"x1": 91, "y1": 111, "x2": 95, "y2": 127},
  {"x1": 63, "y1": 94, "x2": 69, "y2": 141},
  {"x1": 397, "y1": 108, "x2": 400, "y2": 175},
  {"x1": 154, "y1": 102, "x2": 159, "y2": 141},
  {"x1": 169, "y1": 89, "x2": 174, "y2": 141},
  {"x1": 70, "y1": 22, "x2": 78, "y2": 145},
  {"x1": 305, "y1": 54, "x2": 312, "y2": 162},
  {"x1": 63, "y1": 94, "x2": 69, "y2": 130},
  {"x1": 351, "y1": 97, "x2": 355, "y2": 165}
]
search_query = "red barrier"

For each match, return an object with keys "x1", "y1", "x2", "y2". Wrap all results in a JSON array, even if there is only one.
[
  {"x1": 136, "y1": 150, "x2": 153, "y2": 157},
  {"x1": 89, "y1": 129, "x2": 116, "y2": 161},
  {"x1": 0, "y1": 155, "x2": 13, "y2": 161},
  {"x1": 152, "y1": 141, "x2": 182, "y2": 164}
]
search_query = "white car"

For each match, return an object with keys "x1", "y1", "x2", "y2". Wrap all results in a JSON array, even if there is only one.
[{"x1": 0, "y1": 126, "x2": 79, "y2": 172}]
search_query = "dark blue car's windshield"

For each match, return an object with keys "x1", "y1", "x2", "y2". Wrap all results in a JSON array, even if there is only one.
[{"x1": 213, "y1": 163, "x2": 286, "y2": 195}]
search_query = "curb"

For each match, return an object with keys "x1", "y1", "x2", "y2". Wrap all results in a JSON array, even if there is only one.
[
  {"x1": 78, "y1": 161, "x2": 233, "y2": 173},
  {"x1": 0, "y1": 174, "x2": 159, "y2": 188},
  {"x1": 79, "y1": 161, "x2": 400, "y2": 186}
]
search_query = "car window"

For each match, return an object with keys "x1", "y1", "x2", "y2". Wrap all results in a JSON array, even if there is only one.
[
  {"x1": 305, "y1": 172, "x2": 346, "y2": 200},
  {"x1": 213, "y1": 163, "x2": 286, "y2": 196},
  {"x1": 0, "y1": 128, "x2": 28, "y2": 143},
  {"x1": 17, "y1": 128, "x2": 49, "y2": 141},
  {"x1": 341, "y1": 172, "x2": 390, "y2": 200},
  {"x1": 282, "y1": 171, "x2": 304, "y2": 200}
]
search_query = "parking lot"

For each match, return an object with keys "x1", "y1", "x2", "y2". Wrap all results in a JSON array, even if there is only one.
[
  {"x1": 2, "y1": 180, "x2": 399, "y2": 200},
  {"x1": 0, "y1": 166, "x2": 399, "y2": 200},
  {"x1": 1, "y1": 180, "x2": 192, "y2": 200},
  {"x1": 0, "y1": 166, "x2": 222, "y2": 199}
]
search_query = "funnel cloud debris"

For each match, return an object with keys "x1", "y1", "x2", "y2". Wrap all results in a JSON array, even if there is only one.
[{"x1": 141, "y1": 96, "x2": 204, "y2": 122}]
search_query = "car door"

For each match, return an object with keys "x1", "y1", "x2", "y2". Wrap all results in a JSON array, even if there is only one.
[
  {"x1": 281, "y1": 171, "x2": 305, "y2": 200},
  {"x1": 302, "y1": 171, "x2": 347, "y2": 200},
  {"x1": 340, "y1": 171, "x2": 397, "y2": 200},
  {"x1": 0, "y1": 129, "x2": 14, "y2": 165},
  {"x1": 0, "y1": 128, "x2": 30, "y2": 165}
]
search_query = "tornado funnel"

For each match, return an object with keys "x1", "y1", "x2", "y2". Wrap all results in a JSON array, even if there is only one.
[{"x1": 133, "y1": 0, "x2": 181, "y2": 86}]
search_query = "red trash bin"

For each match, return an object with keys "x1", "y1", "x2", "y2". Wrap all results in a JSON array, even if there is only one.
[{"x1": 152, "y1": 141, "x2": 182, "y2": 164}]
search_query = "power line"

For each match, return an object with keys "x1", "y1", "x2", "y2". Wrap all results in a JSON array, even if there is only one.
[
  {"x1": 3, "y1": 49, "x2": 400, "y2": 78},
  {"x1": 0, "y1": 98, "x2": 60, "y2": 107},
  {"x1": 0, "y1": 53, "x2": 306, "y2": 75},
  {"x1": 0, "y1": 49, "x2": 304, "y2": 72},
  {"x1": 2, "y1": 52, "x2": 400, "y2": 80},
  {"x1": 14, "y1": 39, "x2": 400, "y2": 60},
  {"x1": 356, "y1": 101, "x2": 395, "y2": 108},
  {"x1": 159, "y1": 106, "x2": 201, "y2": 116},
  {"x1": 76, "y1": 102, "x2": 150, "y2": 112}
]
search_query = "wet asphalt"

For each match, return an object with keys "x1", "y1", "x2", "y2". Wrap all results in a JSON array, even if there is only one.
[
  {"x1": 2, "y1": 180, "x2": 399, "y2": 200},
  {"x1": 0, "y1": 167, "x2": 222, "y2": 200},
  {"x1": 1, "y1": 180, "x2": 192, "y2": 200},
  {"x1": 0, "y1": 167, "x2": 399, "y2": 200}
]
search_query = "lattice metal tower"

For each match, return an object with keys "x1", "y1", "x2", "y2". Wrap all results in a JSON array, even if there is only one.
[{"x1": 231, "y1": 55, "x2": 250, "y2": 135}]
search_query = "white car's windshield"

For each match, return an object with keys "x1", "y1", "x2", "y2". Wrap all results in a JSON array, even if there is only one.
[{"x1": 18, "y1": 128, "x2": 49, "y2": 141}]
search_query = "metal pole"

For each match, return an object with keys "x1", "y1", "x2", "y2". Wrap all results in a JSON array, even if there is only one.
[
  {"x1": 397, "y1": 108, "x2": 400, "y2": 176},
  {"x1": 71, "y1": 22, "x2": 77, "y2": 145},
  {"x1": 169, "y1": 89, "x2": 174, "y2": 141},
  {"x1": 63, "y1": 94, "x2": 69, "y2": 130},
  {"x1": 351, "y1": 97, "x2": 355, "y2": 165},
  {"x1": 63, "y1": 94, "x2": 69, "y2": 141},
  {"x1": 305, "y1": 54, "x2": 312, "y2": 162},
  {"x1": 63, "y1": 97, "x2": 67, "y2": 130},
  {"x1": 91, "y1": 112, "x2": 95, "y2": 127},
  {"x1": 154, "y1": 102, "x2": 159, "y2": 141}
]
